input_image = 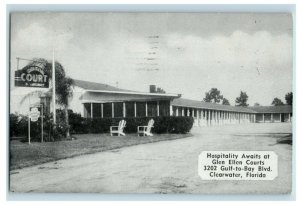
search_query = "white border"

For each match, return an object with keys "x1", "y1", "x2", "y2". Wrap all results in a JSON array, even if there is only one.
[{"x1": 2, "y1": 1, "x2": 298, "y2": 204}]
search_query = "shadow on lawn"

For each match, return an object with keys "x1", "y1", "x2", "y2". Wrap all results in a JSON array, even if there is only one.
[
  {"x1": 233, "y1": 133, "x2": 292, "y2": 146},
  {"x1": 276, "y1": 134, "x2": 292, "y2": 145}
]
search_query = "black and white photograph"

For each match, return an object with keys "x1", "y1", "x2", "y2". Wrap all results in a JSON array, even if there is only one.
[{"x1": 9, "y1": 12, "x2": 293, "y2": 195}]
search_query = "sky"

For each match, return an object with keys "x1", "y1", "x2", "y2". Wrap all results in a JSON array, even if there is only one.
[{"x1": 10, "y1": 12, "x2": 293, "y2": 106}]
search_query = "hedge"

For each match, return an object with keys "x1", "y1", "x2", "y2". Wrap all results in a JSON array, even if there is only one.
[
  {"x1": 72, "y1": 116, "x2": 194, "y2": 134},
  {"x1": 9, "y1": 111, "x2": 194, "y2": 141}
]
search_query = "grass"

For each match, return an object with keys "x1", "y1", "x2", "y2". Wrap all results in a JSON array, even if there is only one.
[{"x1": 10, "y1": 132, "x2": 192, "y2": 170}]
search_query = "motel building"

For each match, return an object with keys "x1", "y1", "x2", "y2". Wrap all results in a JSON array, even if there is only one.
[{"x1": 11, "y1": 79, "x2": 293, "y2": 126}]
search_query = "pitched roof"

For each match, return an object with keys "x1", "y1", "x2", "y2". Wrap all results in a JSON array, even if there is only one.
[
  {"x1": 248, "y1": 105, "x2": 292, "y2": 113},
  {"x1": 73, "y1": 79, "x2": 132, "y2": 92},
  {"x1": 171, "y1": 98, "x2": 257, "y2": 113},
  {"x1": 73, "y1": 79, "x2": 180, "y2": 98}
]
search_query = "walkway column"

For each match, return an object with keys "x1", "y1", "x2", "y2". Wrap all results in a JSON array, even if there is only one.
[
  {"x1": 288, "y1": 113, "x2": 291, "y2": 122},
  {"x1": 214, "y1": 111, "x2": 217, "y2": 125},
  {"x1": 145, "y1": 102, "x2": 148, "y2": 117},
  {"x1": 279, "y1": 113, "x2": 282, "y2": 122},
  {"x1": 170, "y1": 105, "x2": 173, "y2": 116},
  {"x1": 91, "y1": 103, "x2": 93, "y2": 119},
  {"x1": 221, "y1": 111, "x2": 223, "y2": 125},
  {"x1": 182, "y1": 108, "x2": 184, "y2": 116},
  {"x1": 111, "y1": 102, "x2": 114, "y2": 118},
  {"x1": 192, "y1": 109, "x2": 195, "y2": 118},
  {"x1": 123, "y1": 102, "x2": 126, "y2": 117},
  {"x1": 197, "y1": 109, "x2": 200, "y2": 126},
  {"x1": 134, "y1": 102, "x2": 137, "y2": 117},
  {"x1": 176, "y1": 107, "x2": 178, "y2": 116},
  {"x1": 200, "y1": 110, "x2": 203, "y2": 126},
  {"x1": 157, "y1": 101, "x2": 160, "y2": 117},
  {"x1": 262, "y1": 114, "x2": 265, "y2": 123},
  {"x1": 254, "y1": 114, "x2": 256, "y2": 123},
  {"x1": 214, "y1": 111, "x2": 216, "y2": 125},
  {"x1": 271, "y1": 113, "x2": 273, "y2": 123},
  {"x1": 205, "y1": 110, "x2": 208, "y2": 126},
  {"x1": 101, "y1": 104, "x2": 103, "y2": 118},
  {"x1": 208, "y1": 110, "x2": 211, "y2": 126},
  {"x1": 227, "y1": 112, "x2": 229, "y2": 124}
]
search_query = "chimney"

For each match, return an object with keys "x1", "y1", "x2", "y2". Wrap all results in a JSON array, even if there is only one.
[{"x1": 149, "y1": 85, "x2": 156, "y2": 93}]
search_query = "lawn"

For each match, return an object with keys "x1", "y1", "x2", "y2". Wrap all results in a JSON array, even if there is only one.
[{"x1": 10, "y1": 132, "x2": 192, "y2": 170}]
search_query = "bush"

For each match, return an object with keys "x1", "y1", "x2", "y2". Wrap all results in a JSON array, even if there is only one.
[
  {"x1": 9, "y1": 114, "x2": 20, "y2": 137},
  {"x1": 10, "y1": 111, "x2": 69, "y2": 142},
  {"x1": 70, "y1": 116, "x2": 194, "y2": 134},
  {"x1": 9, "y1": 110, "x2": 194, "y2": 142},
  {"x1": 69, "y1": 111, "x2": 86, "y2": 134}
]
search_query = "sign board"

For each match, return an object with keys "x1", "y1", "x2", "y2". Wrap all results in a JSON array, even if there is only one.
[
  {"x1": 15, "y1": 65, "x2": 49, "y2": 88},
  {"x1": 29, "y1": 107, "x2": 40, "y2": 122}
]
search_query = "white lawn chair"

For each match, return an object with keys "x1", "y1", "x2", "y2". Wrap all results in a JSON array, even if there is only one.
[
  {"x1": 138, "y1": 119, "x2": 154, "y2": 136},
  {"x1": 110, "y1": 120, "x2": 126, "y2": 136}
]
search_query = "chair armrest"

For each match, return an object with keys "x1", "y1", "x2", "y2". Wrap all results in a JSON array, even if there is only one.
[
  {"x1": 110, "y1": 126, "x2": 119, "y2": 131},
  {"x1": 137, "y1": 126, "x2": 147, "y2": 131}
]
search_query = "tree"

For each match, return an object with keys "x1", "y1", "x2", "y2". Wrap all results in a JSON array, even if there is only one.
[
  {"x1": 271, "y1": 98, "x2": 284, "y2": 106},
  {"x1": 285, "y1": 92, "x2": 293, "y2": 105},
  {"x1": 235, "y1": 91, "x2": 249, "y2": 107},
  {"x1": 254, "y1": 102, "x2": 260, "y2": 106},
  {"x1": 222, "y1": 98, "x2": 230, "y2": 105},
  {"x1": 20, "y1": 58, "x2": 74, "y2": 139},
  {"x1": 203, "y1": 88, "x2": 223, "y2": 103}
]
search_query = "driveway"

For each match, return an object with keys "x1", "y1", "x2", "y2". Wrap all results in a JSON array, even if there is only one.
[{"x1": 9, "y1": 123, "x2": 292, "y2": 194}]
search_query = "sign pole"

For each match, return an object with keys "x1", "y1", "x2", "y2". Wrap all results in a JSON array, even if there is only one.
[
  {"x1": 28, "y1": 113, "x2": 31, "y2": 145},
  {"x1": 52, "y1": 49, "x2": 56, "y2": 124},
  {"x1": 41, "y1": 104, "x2": 44, "y2": 143}
]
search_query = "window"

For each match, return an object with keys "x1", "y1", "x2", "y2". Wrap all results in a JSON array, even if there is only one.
[
  {"x1": 126, "y1": 102, "x2": 135, "y2": 117},
  {"x1": 103, "y1": 103, "x2": 112, "y2": 118},
  {"x1": 147, "y1": 101, "x2": 157, "y2": 117},
  {"x1": 159, "y1": 100, "x2": 170, "y2": 116},
  {"x1": 172, "y1": 106, "x2": 176, "y2": 116},
  {"x1": 177, "y1": 107, "x2": 182, "y2": 116},
  {"x1": 84, "y1": 103, "x2": 91, "y2": 118},
  {"x1": 114, "y1": 102, "x2": 123, "y2": 118},
  {"x1": 92, "y1": 103, "x2": 101, "y2": 118},
  {"x1": 136, "y1": 102, "x2": 146, "y2": 117}
]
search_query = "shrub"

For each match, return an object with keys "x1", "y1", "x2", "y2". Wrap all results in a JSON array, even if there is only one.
[
  {"x1": 69, "y1": 111, "x2": 86, "y2": 134},
  {"x1": 9, "y1": 114, "x2": 20, "y2": 137},
  {"x1": 9, "y1": 109, "x2": 194, "y2": 142},
  {"x1": 71, "y1": 116, "x2": 194, "y2": 134}
]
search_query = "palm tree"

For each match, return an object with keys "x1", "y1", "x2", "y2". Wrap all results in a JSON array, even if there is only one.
[{"x1": 20, "y1": 58, "x2": 74, "y2": 138}]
